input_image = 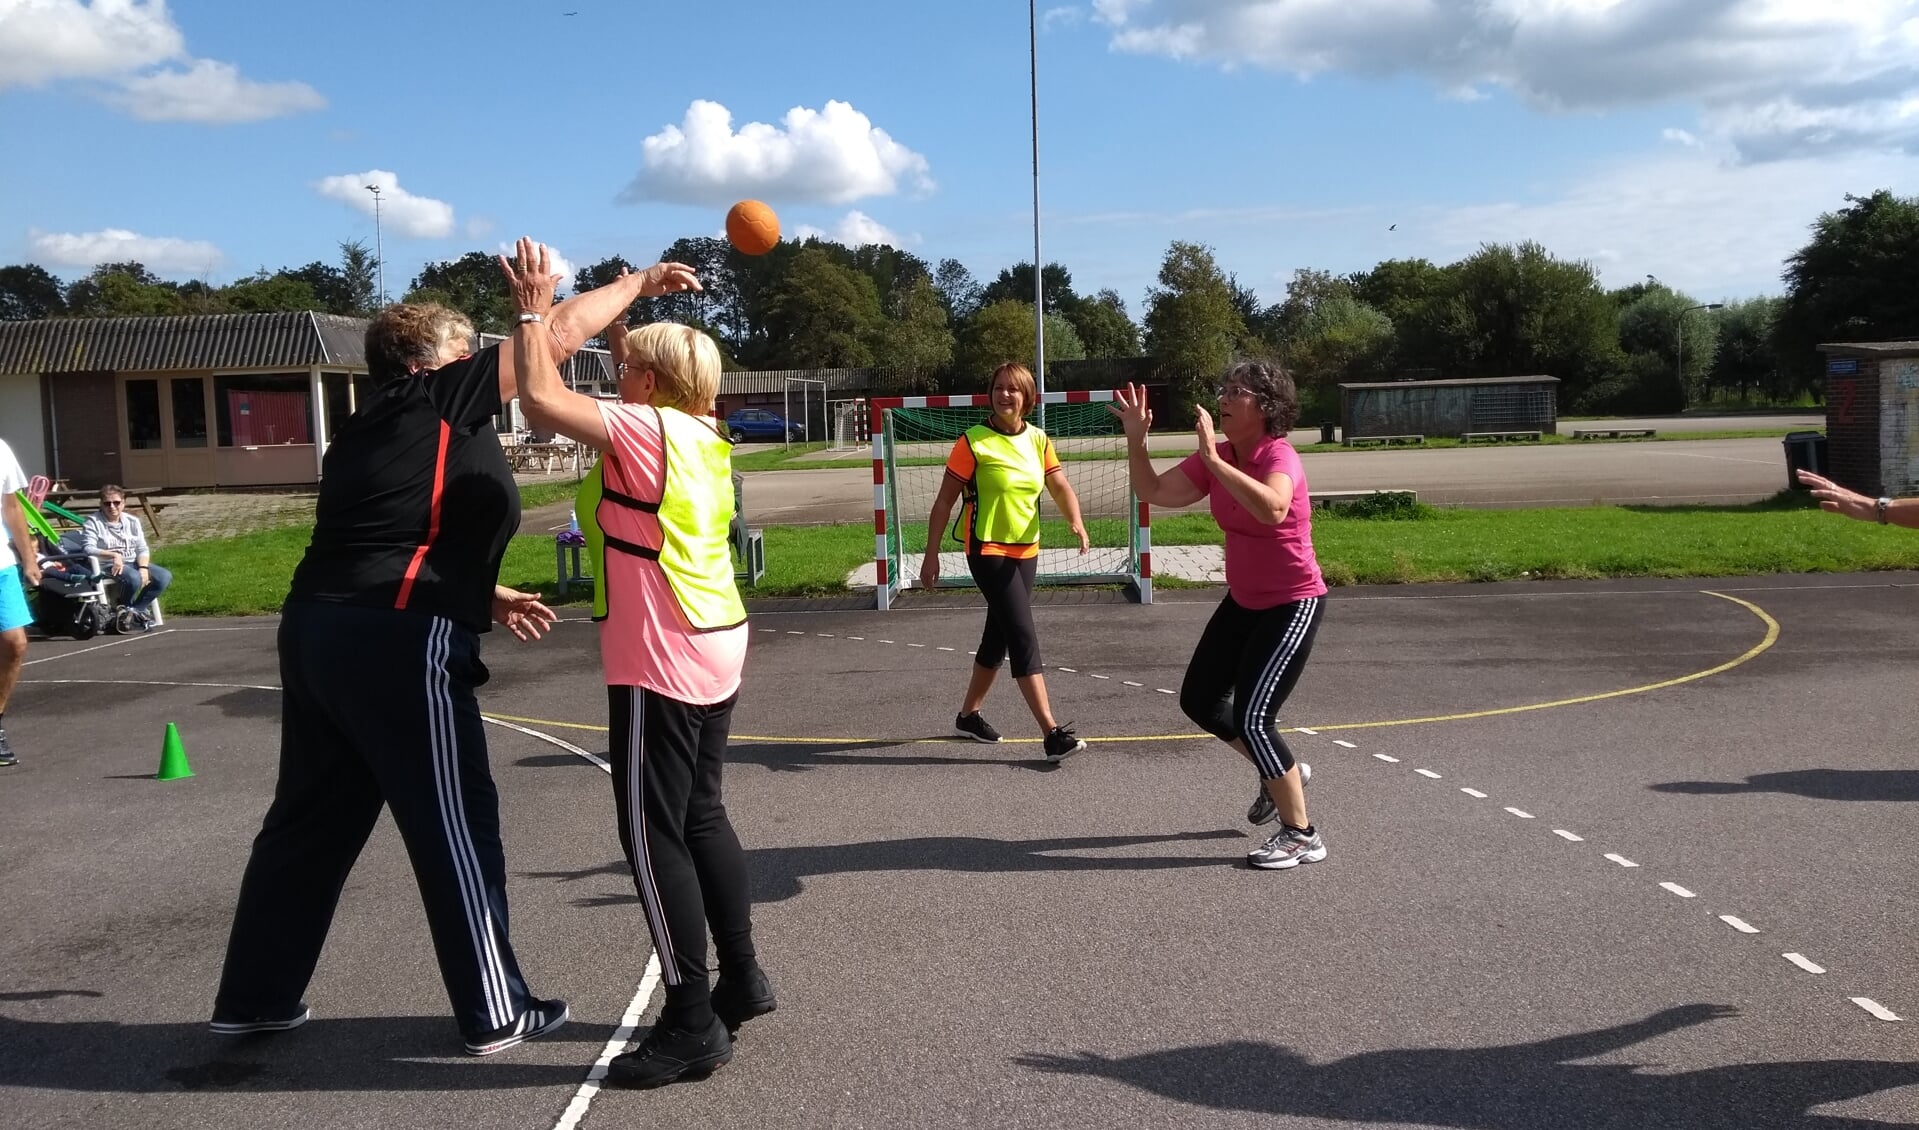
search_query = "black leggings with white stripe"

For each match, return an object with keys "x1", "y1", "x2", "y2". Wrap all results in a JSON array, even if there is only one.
[
  {"x1": 1179, "y1": 594, "x2": 1324, "y2": 780},
  {"x1": 607, "y1": 686, "x2": 755, "y2": 1027},
  {"x1": 216, "y1": 601, "x2": 534, "y2": 1041}
]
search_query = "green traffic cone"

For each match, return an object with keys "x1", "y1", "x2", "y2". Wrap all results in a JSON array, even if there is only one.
[{"x1": 156, "y1": 722, "x2": 194, "y2": 781}]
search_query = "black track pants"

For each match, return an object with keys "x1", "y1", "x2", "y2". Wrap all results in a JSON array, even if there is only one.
[
  {"x1": 215, "y1": 601, "x2": 534, "y2": 1040},
  {"x1": 1180, "y1": 594, "x2": 1324, "y2": 780}
]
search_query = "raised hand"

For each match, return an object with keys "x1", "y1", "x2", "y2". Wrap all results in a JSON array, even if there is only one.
[
  {"x1": 1195, "y1": 404, "x2": 1217, "y2": 459},
  {"x1": 1105, "y1": 382, "x2": 1153, "y2": 442},
  {"x1": 496, "y1": 236, "x2": 560, "y2": 316},
  {"x1": 1796, "y1": 468, "x2": 1874, "y2": 520},
  {"x1": 632, "y1": 261, "x2": 702, "y2": 297}
]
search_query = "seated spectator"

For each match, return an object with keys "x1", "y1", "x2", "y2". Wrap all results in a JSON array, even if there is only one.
[{"x1": 82, "y1": 485, "x2": 169, "y2": 626}]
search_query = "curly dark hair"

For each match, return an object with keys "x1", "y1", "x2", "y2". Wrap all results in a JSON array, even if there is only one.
[{"x1": 1222, "y1": 359, "x2": 1300, "y2": 436}]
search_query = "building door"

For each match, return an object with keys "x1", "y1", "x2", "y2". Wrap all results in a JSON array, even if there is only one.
[
  {"x1": 164, "y1": 377, "x2": 214, "y2": 486},
  {"x1": 119, "y1": 378, "x2": 167, "y2": 488}
]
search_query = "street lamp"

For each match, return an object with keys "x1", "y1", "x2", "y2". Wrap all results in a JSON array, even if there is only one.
[
  {"x1": 364, "y1": 184, "x2": 385, "y2": 307},
  {"x1": 1676, "y1": 301, "x2": 1723, "y2": 408}
]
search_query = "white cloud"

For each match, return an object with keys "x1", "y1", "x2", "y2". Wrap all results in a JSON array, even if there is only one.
[
  {"x1": 0, "y1": 0, "x2": 183, "y2": 87},
  {"x1": 1043, "y1": 6, "x2": 1084, "y2": 29},
  {"x1": 620, "y1": 99, "x2": 935, "y2": 206},
  {"x1": 792, "y1": 210, "x2": 913, "y2": 250},
  {"x1": 28, "y1": 226, "x2": 223, "y2": 273},
  {"x1": 315, "y1": 171, "x2": 456, "y2": 240},
  {"x1": 496, "y1": 241, "x2": 576, "y2": 290},
  {"x1": 1426, "y1": 143, "x2": 1919, "y2": 298},
  {"x1": 109, "y1": 58, "x2": 323, "y2": 122},
  {"x1": 1091, "y1": 0, "x2": 1919, "y2": 160}
]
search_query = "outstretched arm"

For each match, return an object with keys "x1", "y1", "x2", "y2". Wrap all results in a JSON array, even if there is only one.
[
  {"x1": 494, "y1": 256, "x2": 699, "y2": 404},
  {"x1": 1798, "y1": 470, "x2": 1918, "y2": 527},
  {"x1": 504, "y1": 239, "x2": 614, "y2": 451},
  {"x1": 1107, "y1": 382, "x2": 1204, "y2": 508}
]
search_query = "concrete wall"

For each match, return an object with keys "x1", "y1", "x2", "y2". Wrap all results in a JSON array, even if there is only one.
[{"x1": 0, "y1": 373, "x2": 46, "y2": 475}]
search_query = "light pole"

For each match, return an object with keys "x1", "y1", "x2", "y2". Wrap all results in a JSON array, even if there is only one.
[
  {"x1": 364, "y1": 184, "x2": 386, "y2": 307},
  {"x1": 1029, "y1": 0, "x2": 1045, "y2": 426},
  {"x1": 1676, "y1": 301, "x2": 1723, "y2": 407}
]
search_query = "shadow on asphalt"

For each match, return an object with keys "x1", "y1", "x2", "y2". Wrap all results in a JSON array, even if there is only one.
[
  {"x1": 1650, "y1": 769, "x2": 1919, "y2": 802},
  {"x1": 525, "y1": 829, "x2": 1246, "y2": 907},
  {"x1": 1016, "y1": 1004, "x2": 1919, "y2": 1129},
  {"x1": 728, "y1": 739, "x2": 1064, "y2": 773},
  {"x1": 0, "y1": 1013, "x2": 615, "y2": 1092}
]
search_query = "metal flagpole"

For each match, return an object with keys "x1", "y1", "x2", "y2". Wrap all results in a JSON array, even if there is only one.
[{"x1": 1029, "y1": 0, "x2": 1046, "y2": 428}]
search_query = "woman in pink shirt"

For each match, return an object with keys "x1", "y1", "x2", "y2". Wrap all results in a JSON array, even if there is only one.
[
  {"x1": 511, "y1": 242, "x2": 768, "y2": 1088},
  {"x1": 1110, "y1": 362, "x2": 1329, "y2": 871}
]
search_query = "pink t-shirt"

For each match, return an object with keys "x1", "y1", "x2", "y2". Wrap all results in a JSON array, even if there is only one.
[
  {"x1": 1179, "y1": 435, "x2": 1327, "y2": 610},
  {"x1": 594, "y1": 402, "x2": 747, "y2": 704}
]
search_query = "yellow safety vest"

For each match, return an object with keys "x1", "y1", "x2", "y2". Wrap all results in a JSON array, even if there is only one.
[
  {"x1": 958, "y1": 422, "x2": 1050, "y2": 550},
  {"x1": 577, "y1": 406, "x2": 746, "y2": 631}
]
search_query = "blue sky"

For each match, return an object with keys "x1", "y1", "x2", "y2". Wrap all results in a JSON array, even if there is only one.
[{"x1": 3, "y1": 0, "x2": 1915, "y2": 315}]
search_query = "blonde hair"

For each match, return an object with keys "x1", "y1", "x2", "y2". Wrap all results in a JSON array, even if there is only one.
[
  {"x1": 620, "y1": 322, "x2": 721, "y2": 414},
  {"x1": 988, "y1": 362, "x2": 1038, "y2": 419},
  {"x1": 365, "y1": 303, "x2": 474, "y2": 382}
]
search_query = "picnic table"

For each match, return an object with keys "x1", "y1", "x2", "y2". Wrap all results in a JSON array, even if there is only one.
[
  {"x1": 501, "y1": 440, "x2": 588, "y2": 475},
  {"x1": 42, "y1": 485, "x2": 170, "y2": 536}
]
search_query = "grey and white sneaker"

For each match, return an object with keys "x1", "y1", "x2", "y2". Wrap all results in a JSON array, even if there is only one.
[
  {"x1": 1246, "y1": 762, "x2": 1310, "y2": 825},
  {"x1": 954, "y1": 711, "x2": 1002, "y2": 743},
  {"x1": 1248, "y1": 825, "x2": 1327, "y2": 870},
  {"x1": 464, "y1": 998, "x2": 568, "y2": 1056}
]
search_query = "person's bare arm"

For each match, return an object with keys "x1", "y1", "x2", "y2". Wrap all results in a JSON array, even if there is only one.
[
  {"x1": 503, "y1": 240, "x2": 614, "y2": 451},
  {"x1": 1044, "y1": 468, "x2": 1090, "y2": 554},
  {"x1": 494, "y1": 259, "x2": 699, "y2": 404},
  {"x1": 3, "y1": 494, "x2": 38, "y2": 586},
  {"x1": 920, "y1": 475, "x2": 964, "y2": 589},
  {"x1": 1798, "y1": 470, "x2": 1919, "y2": 528},
  {"x1": 1108, "y1": 382, "x2": 1204, "y2": 507}
]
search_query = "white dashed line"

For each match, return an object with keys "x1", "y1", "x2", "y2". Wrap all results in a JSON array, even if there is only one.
[
  {"x1": 1294, "y1": 727, "x2": 1318, "y2": 735},
  {"x1": 1415, "y1": 769, "x2": 1443, "y2": 779},
  {"x1": 879, "y1": 639, "x2": 895, "y2": 644},
  {"x1": 1058, "y1": 667, "x2": 1077, "y2": 672},
  {"x1": 1089, "y1": 674, "x2": 1110, "y2": 680},
  {"x1": 1783, "y1": 953, "x2": 1826, "y2": 974},
  {"x1": 1719, "y1": 915, "x2": 1759, "y2": 934},
  {"x1": 816, "y1": 633, "x2": 835, "y2": 638},
  {"x1": 758, "y1": 628, "x2": 778, "y2": 633},
  {"x1": 1554, "y1": 830, "x2": 1584, "y2": 842},
  {"x1": 907, "y1": 643, "x2": 925, "y2": 648},
  {"x1": 1460, "y1": 788, "x2": 1487, "y2": 798},
  {"x1": 1604, "y1": 854, "x2": 1639, "y2": 868},
  {"x1": 786, "y1": 630, "x2": 806, "y2": 635},
  {"x1": 1373, "y1": 753, "x2": 1400, "y2": 763},
  {"x1": 936, "y1": 646, "x2": 955, "y2": 651},
  {"x1": 1659, "y1": 882, "x2": 1695, "y2": 898},
  {"x1": 1505, "y1": 807, "x2": 1534, "y2": 819},
  {"x1": 848, "y1": 636, "x2": 864, "y2": 641},
  {"x1": 1333, "y1": 739, "x2": 1357, "y2": 749},
  {"x1": 1157, "y1": 688, "x2": 1176, "y2": 694},
  {"x1": 1852, "y1": 998, "x2": 1902, "y2": 1022},
  {"x1": 1123, "y1": 681, "x2": 1143, "y2": 687}
]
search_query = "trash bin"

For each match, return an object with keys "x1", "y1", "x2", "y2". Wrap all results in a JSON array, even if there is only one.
[
  {"x1": 1319, "y1": 421, "x2": 1336, "y2": 445},
  {"x1": 1782, "y1": 431, "x2": 1828, "y2": 490}
]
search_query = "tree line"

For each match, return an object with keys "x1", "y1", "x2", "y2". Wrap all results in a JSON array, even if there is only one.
[{"x1": 3, "y1": 189, "x2": 1913, "y2": 418}]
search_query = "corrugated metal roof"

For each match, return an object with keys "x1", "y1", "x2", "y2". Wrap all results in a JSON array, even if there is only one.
[{"x1": 0, "y1": 313, "x2": 373, "y2": 374}]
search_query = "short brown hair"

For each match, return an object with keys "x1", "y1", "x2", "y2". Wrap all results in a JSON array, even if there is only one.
[
  {"x1": 1221, "y1": 359, "x2": 1300, "y2": 436},
  {"x1": 365, "y1": 303, "x2": 475, "y2": 383},
  {"x1": 988, "y1": 362, "x2": 1038, "y2": 419},
  {"x1": 99, "y1": 483, "x2": 125, "y2": 501}
]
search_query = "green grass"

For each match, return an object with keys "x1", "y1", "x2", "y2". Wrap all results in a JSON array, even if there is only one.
[{"x1": 149, "y1": 488, "x2": 1919, "y2": 614}]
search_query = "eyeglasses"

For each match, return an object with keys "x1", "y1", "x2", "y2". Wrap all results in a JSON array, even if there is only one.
[
  {"x1": 102, "y1": 499, "x2": 124, "y2": 507},
  {"x1": 1214, "y1": 385, "x2": 1255, "y2": 400}
]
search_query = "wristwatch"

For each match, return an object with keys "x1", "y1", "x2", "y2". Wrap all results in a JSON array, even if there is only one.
[
  {"x1": 516, "y1": 312, "x2": 544, "y2": 325},
  {"x1": 1876, "y1": 497, "x2": 1891, "y2": 524}
]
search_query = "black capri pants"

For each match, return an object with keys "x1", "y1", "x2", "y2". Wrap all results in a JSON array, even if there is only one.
[
  {"x1": 1180, "y1": 594, "x2": 1324, "y2": 780},
  {"x1": 968, "y1": 553, "x2": 1042, "y2": 677}
]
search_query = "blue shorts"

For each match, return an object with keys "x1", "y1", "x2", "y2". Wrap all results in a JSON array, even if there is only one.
[{"x1": 0, "y1": 565, "x2": 29, "y2": 633}]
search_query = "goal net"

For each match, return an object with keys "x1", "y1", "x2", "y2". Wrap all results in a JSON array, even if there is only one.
[{"x1": 870, "y1": 391, "x2": 1151, "y2": 610}]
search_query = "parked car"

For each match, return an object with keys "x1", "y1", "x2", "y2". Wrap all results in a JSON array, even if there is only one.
[{"x1": 725, "y1": 408, "x2": 805, "y2": 443}]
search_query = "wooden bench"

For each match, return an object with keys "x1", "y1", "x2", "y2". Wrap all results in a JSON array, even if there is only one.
[
  {"x1": 1344, "y1": 434, "x2": 1425, "y2": 447},
  {"x1": 1572, "y1": 428, "x2": 1657, "y2": 439},
  {"x1": 1460, "y1": 430, "x2": 1542, "y2": 443},
  {"x1": 1311, "y1": 489, "x2": 1419, "y2": 510}
]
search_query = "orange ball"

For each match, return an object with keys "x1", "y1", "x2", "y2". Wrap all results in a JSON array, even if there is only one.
[{"x1": 725, "y1": 199, "x2": 780, "y2": 256}]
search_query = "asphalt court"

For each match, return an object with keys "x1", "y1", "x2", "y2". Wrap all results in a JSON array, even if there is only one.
[{"x1": 3, "y1": 576, "x2": 1917, "y2": 1129}]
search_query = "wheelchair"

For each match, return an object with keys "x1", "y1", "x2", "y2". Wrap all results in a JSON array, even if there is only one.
[{"x1": 29, "y1": 530, "x2": 158, "y2": 639}]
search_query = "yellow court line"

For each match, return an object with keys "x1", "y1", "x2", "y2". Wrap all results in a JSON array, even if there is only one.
[{"x1": 483, "y1": 590, "x2": 1780, "y2": 743}]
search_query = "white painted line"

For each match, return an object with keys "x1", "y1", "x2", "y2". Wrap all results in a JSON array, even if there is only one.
[
  {"x1": 1089, "y1": 674, "x2": 1110, "y2": 680},
  {"x1": 1461, "y1": 788, "x2": 1487, "y2": 798},
  {"x1": 1554, "y1": 829, "x2": 1584, "y2": 842},
  {"x1": 22, "y1": 631, "x2": 168, "y2": 665},
  {"x1": 1058, "y1": 667, "x2": 1077, "y2": 672},
  {"x1": 482, "y1": 717, "x2": 610, "y2": 772},
  {"x1": 1294, "y1": 727, "x2": 1318, "y2": 735},
  {"x1": 879, "y1": 639, "x2": 895, "y2": 644},
  {"x1": 1719, "y1": 915, "x2": 1759, "y2": 934},
  {"x1": 848, "y1": 636, "x2": 864, "y2": 641},
  {"x1": 1333, "y1": 740, "x2": 1357, "y2": 749},
  {"x1": 1122, "y1": 681, "x2": 1143, "y2": 687},
  {"x1": 936, "y1": 646, "x2": 955, "y2": 651},
  {"x1": 968, "y1": 651, "x2": 977, "y2": 656},
  {"x1": 1660, "y1": 882, "x2": 1696, "y2": 898},
  {"x1": 817, "y1": 633, "x2": 836, "y2": 638},
  {"x1": 907, "y1": 643, "x2": 925, "y2": 648},
  {"x1": 786, "y1": 630, "x2": 805, "y2": 635},
  {"x1": 1415, "y1": 769, "x2": 1442, "y2": 779},
  {"x1": 1157, "y1": 688, "x2": 1176, "y2": 694},
  {"x1": 758, "y1": 628, "x2": 779, "y2": 633},
  {"x1": 552, "y1": 953, "x2": 663, "y2": 1130},
  {"x1": 1851, "y1": 998, "x2": 1902, "y2": 1022},
  {"x1": 1505, "y1": 807, "x2": 1534, "y2": 819},
  {"x1": 1604, "y1": 854, "x2": 1639, "y2": 868},
  {"x1": 1783, "y1": 953, "x2": 1826, "y2": 974},
  {"x1": 26, "y1": 677, "x2": 281, "y2": 692},
  {"x1": 1373, "y1": 753, "x2": 1400, "y2": 763}
]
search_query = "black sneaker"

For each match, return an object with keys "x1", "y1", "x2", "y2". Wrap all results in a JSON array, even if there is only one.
[
  {"x1": 1247, "y1": 762, "x2": 1310, "y2": 826},
  {"x1": 607, "y1": 1014, "x2": 733, "y2": 1088},
  {"x1": 464, "y1": 997, "x2": 568, "y2": 1056},
  {"x1": 712, "y1": 965, "x2": 777, "y2": 1037},
  {"x1": 953, "y1": 711, "x2": 1001, "y2": 743},
  {"x1": 209, "y1": 1002, "x2": 312, "y2": 1035},
  {"x1": 0, "y1": 727, "x2": 15, "y2": 767},
  {"x1": 1042, "y1": 723, "x2": 1086, "y2": 762}
]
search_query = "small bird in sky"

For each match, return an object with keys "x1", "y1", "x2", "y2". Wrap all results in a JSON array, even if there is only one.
[
  {"x1": 563, "y1": 9, "x2": 577, "y2": 14},
  {"x1": 1388, "y1": 224, "x2": 1397, "y2": 231}
]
